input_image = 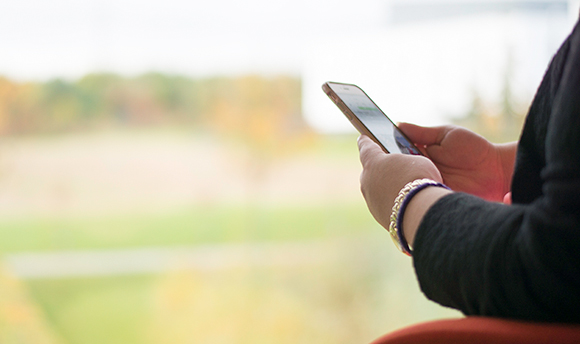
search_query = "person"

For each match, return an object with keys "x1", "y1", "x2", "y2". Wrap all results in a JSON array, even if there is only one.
[{"x1": 357, "y1": 17, "x2": 580, "y2": 323}]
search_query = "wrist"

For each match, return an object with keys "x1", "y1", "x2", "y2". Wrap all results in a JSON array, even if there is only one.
[
  {"x1": 496, "y1": 141, "x2": 517, "y2": 194},
  {"x1": 389, "y1": 179, "x2": 451, "y2": 255},
  {"x1": 402, "y1": 186, "x2": 453, "y2": 247}
]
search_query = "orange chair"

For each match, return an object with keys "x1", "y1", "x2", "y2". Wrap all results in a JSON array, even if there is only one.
[{"x1": 370, "y1": 317, "x2": 580, "y2": 344}]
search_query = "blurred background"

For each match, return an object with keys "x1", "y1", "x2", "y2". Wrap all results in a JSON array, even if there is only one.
[{"x1": 0, "y1": 0, "x2": 578, "y2": 343}]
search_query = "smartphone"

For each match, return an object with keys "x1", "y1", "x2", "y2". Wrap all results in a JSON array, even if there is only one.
[{"x1": 322, "y1": 81, "x2": 422, "y2": 155}]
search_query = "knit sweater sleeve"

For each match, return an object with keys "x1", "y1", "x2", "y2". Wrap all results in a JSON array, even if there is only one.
[{"x1": 412, "y1": 21, "x2": 580, "y2": 323}]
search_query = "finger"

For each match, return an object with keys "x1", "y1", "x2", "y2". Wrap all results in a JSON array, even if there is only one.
[
  {"x1": 357, "y1": 135, "x2": 385, "y2": 167},
  {"x1": 398, "y1": 122, "x2": 451, "y2": 146},
  {"x1": 503, "y1": 192, "x2": 512, "y2": 205}
]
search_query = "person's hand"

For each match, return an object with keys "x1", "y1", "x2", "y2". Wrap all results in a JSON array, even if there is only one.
[
  {"x1": 358, "y1": 135, "x2": 442, "y2": 230},
  {"x1": 398, "y1": 123, "x2": 516, "y2": 202}
]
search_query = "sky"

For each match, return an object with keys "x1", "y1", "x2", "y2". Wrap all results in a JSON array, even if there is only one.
[
  {"x1": 0, "y1": 0, "x2": 388, "y2": 80},
  {"x1": 1, "y1": 0, "x2": 578, "y2": 132}
]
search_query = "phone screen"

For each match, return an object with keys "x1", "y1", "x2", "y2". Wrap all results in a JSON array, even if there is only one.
[{"x1": 326, "y1": 82, "x2": 421, "y2": 155}]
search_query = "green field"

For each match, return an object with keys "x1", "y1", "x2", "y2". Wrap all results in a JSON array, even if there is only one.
[
  {"x1": 1, "y1": 202, "x2": 459, "y2": 344},
  {"x1": 0, "y1": 202, "x2": 376, "y2": 253}
]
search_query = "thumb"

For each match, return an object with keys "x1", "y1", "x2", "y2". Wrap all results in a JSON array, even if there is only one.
[{"x1": 398, "y1": 122, "x2": 450, "y2": 146}]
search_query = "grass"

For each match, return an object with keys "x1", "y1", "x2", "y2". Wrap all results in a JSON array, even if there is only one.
[
  {"x1": 0, "y1": 200, "x2": 460, "y2": 344},
  {"x1": 24, "y1": 240, "x2": 460, "y2": 344},
  {"x1": 26, "y1": 276, "x2": 155, "y2": 344},
  {"x1": 0, "y1": 202, "x2": 376, "y2": 254}
]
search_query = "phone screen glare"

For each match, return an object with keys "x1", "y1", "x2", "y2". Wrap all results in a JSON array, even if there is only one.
[{"x1": 330, "y1": 84, "x2": 420, "y2": 155}]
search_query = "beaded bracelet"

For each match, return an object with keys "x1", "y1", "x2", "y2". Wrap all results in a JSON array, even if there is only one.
[{"x1": 389, "y1": 179, "x2": 450, "y2": 256}]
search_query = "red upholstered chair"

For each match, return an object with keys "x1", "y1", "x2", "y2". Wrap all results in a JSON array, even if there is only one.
[{"x1": 370, "y1": 317, "x2": 580, "y2": 344}]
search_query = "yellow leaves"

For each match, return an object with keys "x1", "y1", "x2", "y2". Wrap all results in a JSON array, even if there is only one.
[
  {"x1": 149, "y1": 268, "x2": 332, "y2": 344},
  {"x1": 0, "y1": 264, "x2": 63, "y2": 344},
  {"x1": 207, "y1": 75, "x2": 311, "y2": 158},
  {"x1": 0, "y1": 74, "x2": 309, "y2": 146},
  {"x1": 0, "y1": 78, "x2": 41, "y2": 135}
]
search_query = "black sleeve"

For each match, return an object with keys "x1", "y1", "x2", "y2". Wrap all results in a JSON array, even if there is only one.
[{"x1": 412, "y1": 22, "x2": 580, "y2": 323}]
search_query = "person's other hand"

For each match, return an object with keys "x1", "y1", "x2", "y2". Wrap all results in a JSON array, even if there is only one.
[
  {"x1": 358, "y1": 135, "x2": 442, "y2": 230},
  {"x1": 398, "y1": 123, "x2": 516, "y2": 202}
]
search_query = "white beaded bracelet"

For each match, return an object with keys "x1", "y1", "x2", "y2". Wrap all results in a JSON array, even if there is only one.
[{"x1": 388, "y1": 179, "x2": 450, "y2": 256}]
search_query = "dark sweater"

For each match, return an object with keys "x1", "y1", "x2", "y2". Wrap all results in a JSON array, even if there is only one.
[{"x1": 413, "y1": 19, "x2": 580, "y2": 323}]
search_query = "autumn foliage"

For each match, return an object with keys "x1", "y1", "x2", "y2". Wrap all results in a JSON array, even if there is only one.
[{"x1": 0, "y1": 74, "x2": 309, "y2": 146}]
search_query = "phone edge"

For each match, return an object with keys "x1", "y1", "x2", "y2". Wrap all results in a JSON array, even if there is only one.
[{"x1": 322, "y1": 81, "x2": 392, "y2": 153}]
